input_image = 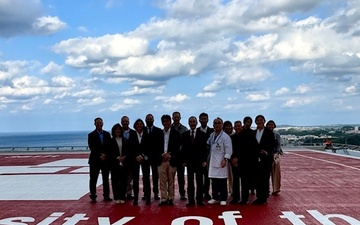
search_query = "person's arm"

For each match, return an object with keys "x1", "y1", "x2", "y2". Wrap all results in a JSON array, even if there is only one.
[
  {"x1": 275, "y1": 132, "x2": 283, "y2": 154},
  {"x1": 221, "y1": 135, "x2": 232, "y2": 168}
]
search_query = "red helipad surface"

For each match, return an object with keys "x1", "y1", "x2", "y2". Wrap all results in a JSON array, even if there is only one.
[{"x1": 0, "y1": 148, "x2": 359, "y2": 225}]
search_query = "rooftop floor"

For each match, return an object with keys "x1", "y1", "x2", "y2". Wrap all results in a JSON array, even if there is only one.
[{"x1": 0, "y1": 147, "x2": 359, "y2": 225}]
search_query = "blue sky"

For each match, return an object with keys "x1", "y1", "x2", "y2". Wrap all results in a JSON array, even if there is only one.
[{"x1": 0, "y1": 0, "x2": 359, "y2": 132}]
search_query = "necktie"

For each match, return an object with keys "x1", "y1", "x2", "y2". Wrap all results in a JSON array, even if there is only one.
[{"x1": 191, "y1": 130, "x2": 195, "y2": 143}]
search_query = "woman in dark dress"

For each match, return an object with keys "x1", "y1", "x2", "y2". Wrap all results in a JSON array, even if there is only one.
[{"x1": 107, "y1": 123, "x2": 127, "y2": 204}]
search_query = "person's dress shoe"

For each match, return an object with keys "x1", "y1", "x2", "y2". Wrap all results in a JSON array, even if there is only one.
[
  {"x1": 239, "y1": 200, "x2": 248, "y2": 205},
  {"x1": 196, "y1": 201, "x2": 205, "y2": 206},
  {"x1": 180, "y1": 195, "x2": 187, "y2": 200},
  {"x1": 154, "y1": 195, "x2": 160, "y2": 200},
  {"x1": 104, "y1": 197, "x2": 112, "y2": 202},
  {"x1": 90, "y1": 197, "x2": 97, "y2": 203},
  {"x1": 186, "y1": 202, "x2": 195, "y2": 206},
  {"x1": 230, "y1": 199, "x2": 239, "y2": 204},
  {"x1": 252, "y1": 199, "x2": 267, "y2": 205},
  {"x1": 158, "y1": 201, "x2": 167, "y2": 206},
  {"x1": 146, "y1": 199, "x2": 151, "y2": 205},
  {"x1": 142, "y1": 196, "x2": 147, "y2": 200},
  {"x1": 272, "y1": 190, "x2": 280, "y2": 195},
  {"x1": 204, "y1": 194, "x2": 212, "y2": 200},
  {"x1": 168, "y1": 200, "x2": 174, "y2": 206},
  {"x1": 133, "y1": 199, "x2": 138, "y2": 205},
  {"x1": 126, "y1": 194, "x2": 134, "y2": 199}
]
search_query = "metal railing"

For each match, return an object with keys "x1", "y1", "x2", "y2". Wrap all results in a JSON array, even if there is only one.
[
  {"x1": 0, "y1": 146, "x2": 89, "y2": 152},
  {"x1": 288, "y1": 143, "x2": 360, "y2": 156},
  {"x1": 326, "y1": 143, "x2": 360, "y2": 153},
  {"x1": 286, "y1": 143, "x2": 360, "y2": 150}
]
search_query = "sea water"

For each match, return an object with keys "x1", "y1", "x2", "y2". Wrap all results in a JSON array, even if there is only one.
[{"x1": 0, "y1": 131, "x2": 89, "y2": 151}]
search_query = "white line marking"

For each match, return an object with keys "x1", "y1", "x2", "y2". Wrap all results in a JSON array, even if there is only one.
[{"x1": 289, "y1": 152, "x2": 360, "y2": 171}]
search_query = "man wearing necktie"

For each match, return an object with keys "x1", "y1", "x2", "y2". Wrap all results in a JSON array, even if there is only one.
[
  {"x1": 141, "y1": 114, "x2": 162, "y2": 201},
  {"x1": 181, "y1": 116, "x2": 208, "y2": 206},
  {"x1": 197, "y1": 112, "x2": 214, "y2": 200}
]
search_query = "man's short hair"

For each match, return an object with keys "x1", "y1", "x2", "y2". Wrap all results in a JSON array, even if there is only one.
[
  {"x1": 161, "y1": 114, "x2": 171, "y2": 122},
  {"x1": 199, "y1": 112, "x2": 208, "y2": 119}
]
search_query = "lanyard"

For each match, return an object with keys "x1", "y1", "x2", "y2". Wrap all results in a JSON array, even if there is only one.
[{"x1": 212, "y1": 131, "x2": 223, "y2": 145}]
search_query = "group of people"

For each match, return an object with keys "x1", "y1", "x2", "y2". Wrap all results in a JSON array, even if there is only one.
[{"x1": 87, "y1": 112, "x2": 283, "y2": 206}]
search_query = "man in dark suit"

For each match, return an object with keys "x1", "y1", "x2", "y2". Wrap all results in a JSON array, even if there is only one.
[
  {"x1": 87, "y1": 117, "x2": 112, "y2": 203},
  {"x1": 142, "y1": 113, "x2": 162, "y2": 201},
  {"x1": 253, "y1": 115, "x2": 276, "y2": 205},
  {"x1": 171, "y1": 111, "x2": 188, "y2": 200},
  {"x1": 156, "y1": 114, "x2": 181, "y2": 206},
  {"x1": 229, "y1": 120, "x2": 242, "y2": 204},
  {"x1": 197, "y1": 112, "x2": 214, "y2": 200},
  {"x1": 237, "y1": 116, "x2": 258, "y2": 205},
  {"x1": 182, "y1": 116, "x2": 208, "y2": 206},
  {"x1": 120, "y1": 116, "x2": 137, "y2": 200}
]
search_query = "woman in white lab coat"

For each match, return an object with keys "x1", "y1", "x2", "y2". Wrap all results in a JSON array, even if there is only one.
[{"x1": 207, "y1": 117, "x2": 233, "y2": 205}]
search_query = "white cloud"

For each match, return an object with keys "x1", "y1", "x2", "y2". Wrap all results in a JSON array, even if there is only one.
[
  {"x1": 130, "y1": 79, "x2": 159, "y2": 87},
  {"x1": 32, "y1": 16, "x2": 66, "y2": 35},
  {"x1": 155, "y1": 94, "x2": 189, "y2": 103},
  {"x1": 43, "y1": 99, "x2": 53, "y2": 104},
  {"x1": 52, "y1": 34, "x2": 149, "y2": 64},
  {"x1": 77, "y1": 97, "x2": 105, "y2": 106},
  {"x1": 120, "y1": 86, "x2": 164, "y2": 96},
  {"x1": 78, "y1": 26, "x2": 88, "y2": 32},
  {"x1": 231, "y1": 34, "x2": 280, "y2": 62},
  {"x1": 13, "y1": 76, "x2": 48, "y2": 88},
  {"x1": 284, "y1": 97, "x2": 315, "y2": 107},
  {"x1": 224, "y1": 67, "x2": 272, "y2": 84},
  {"x1": 0, "y1": 75, "x2": 76, "y2": 101},
  {"x1": 295, "y1": 84, "x2": 311, "y2": 94},
  {"x1": 109, "y1": 98, "x2": 140, "y2": 111},
  {"x1": 91, "y1": 49, "x2": 198, "y2": 78},
  {"x1": 203, "y1": 81, "x2": 222, "y2": 92},
  {"x1": 0, "y1": 61, "x2": 30, "y2": 81},
  {"x1": 224, "y1": 103, "x2": 242, "y2": 110},
  {"x1": 72, "y1": 89, "x2": 104, "y2": 98},
  {"x1": 168, "y1": 94, "x2": 189, "y2": 102},
  {"x1": 344, "y1": 85, "x2": 356, "y2": 94},
  {"x1": 246, "y1": 92, "x2": 270, "y2": 101},
  {"x1": 104, "y1": 77, "x2": 128, "y2": 84},
  {"x1": 51, "y1": 76, "x2": 75, "y2": 87},
  {"x1": 0, "y1": 97, "x2": 8, "y2": 103},
  {"x1": 162, "y1": 0, "x2": 220, "y2": 18},
  {"x1": 123, "y1": 98, "x2": 140, "y2": 105},
  {"x1": 197, "y1": 92, "x2": 215, "y2": 98},
  {"x1": 21, "y1": 105, "x2": 32, "y2": 111},
  {"x1": 41, "y1": 62, "x2": 63, "y2": 75},
  {"x1": 275, "y1": 87, "x2": 290, "y2": 96}
]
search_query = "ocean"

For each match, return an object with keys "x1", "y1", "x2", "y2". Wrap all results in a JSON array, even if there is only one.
[
  {"x1": 0, "y1": 131, "x2": 89, "y2": 152},
  {"x1": 1, "y1": 131, "x2": 360, "y2": 157}
]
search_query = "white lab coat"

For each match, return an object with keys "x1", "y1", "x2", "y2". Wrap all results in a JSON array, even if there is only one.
[{"x1": 207, "y1": 131, "x2": 232, "y2": 178}]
